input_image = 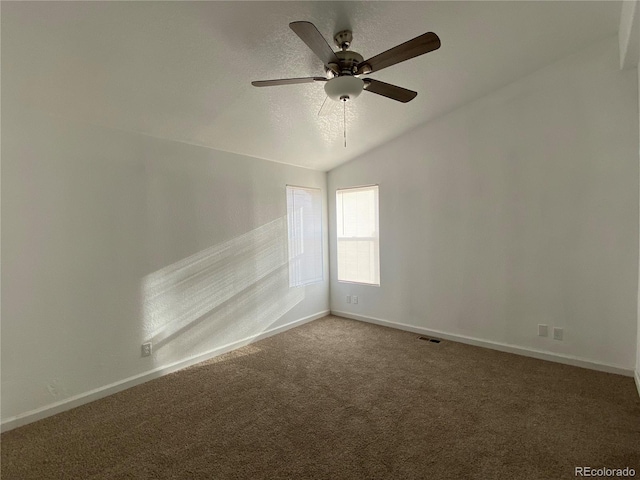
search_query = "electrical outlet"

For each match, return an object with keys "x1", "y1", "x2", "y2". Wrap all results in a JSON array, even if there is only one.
[
  {"x1": 538, "y1": 324, "x2": 548, "y2": 337},
  {"x1": 553, "y1": 327, "x2": 563, "y2": 341},
  {"x1": 346, "y1": 295, "x2": 351, "y2": 303},
  {"x1": 141, "y1": 342, "x2": 152, "y2": 357},
  {"x1": 352, "y1": 296, "x2": 358, "y2": 304}
]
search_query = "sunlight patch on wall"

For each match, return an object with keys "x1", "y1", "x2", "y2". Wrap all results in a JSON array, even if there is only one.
[
  {"x1": 142, "y1": 216, "x2": 303, "y2": 359},
  {"x1": 179, "y1": 264, "x2": 304, "y2": 356}
]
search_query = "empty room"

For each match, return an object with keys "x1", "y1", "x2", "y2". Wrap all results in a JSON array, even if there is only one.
[{"x1": 2, "y1": 1, "x2": 640, "y2": 479}]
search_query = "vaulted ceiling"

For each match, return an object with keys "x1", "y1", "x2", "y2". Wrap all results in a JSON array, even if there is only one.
[{"x1": 3, "y1": 1, "x2": 621, "y2": 171}]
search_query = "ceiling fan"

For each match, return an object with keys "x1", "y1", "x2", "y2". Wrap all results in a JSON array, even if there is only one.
[{"x1": 251, "y1": 21, "x2": 441, "y2": 113}]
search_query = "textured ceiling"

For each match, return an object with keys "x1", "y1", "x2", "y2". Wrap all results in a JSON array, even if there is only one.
[{"x1": 2, "y1": 1, "x2": 622, "y2": 171}]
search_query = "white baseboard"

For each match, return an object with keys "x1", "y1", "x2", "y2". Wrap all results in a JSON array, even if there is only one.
[
  {"x1": 635, "y1": 370, "x2": 640, "y2": 399},
  {"x1": 1, "y1": 310, "x2": 329, "y2": 433},
  {"x1": 331, "y1": 310, "x2": 634, "y2": 378}
]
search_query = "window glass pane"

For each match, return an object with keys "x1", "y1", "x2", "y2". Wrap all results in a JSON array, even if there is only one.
[
  {"x1": 336, "y1": 186, "x2": 379, "y2": 285},
  {"x1": 286, "y1": 186, "x2": 323, "y2": 287}
]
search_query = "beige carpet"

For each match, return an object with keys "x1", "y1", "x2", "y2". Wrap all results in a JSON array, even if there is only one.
[{"x1": 2, "y1": 315, "x2": 639, "y2": 479}]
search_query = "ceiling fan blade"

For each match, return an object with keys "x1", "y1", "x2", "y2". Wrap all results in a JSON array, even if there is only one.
[
  {"x1": 290, "y1": 21, "x2": 340, "y2": 67},
  {"x1": 356, "y1": 32, "x2": 440, "y2": 74},
  {"x1": 251, "y1": 77, "x2": 327, "y2": 87},
  {"x1": 318, "y1": 96, "x2": 338, "y2": 116},
  {"x1": 363, "y1": 79, "x2": 417, "y2": 103}
]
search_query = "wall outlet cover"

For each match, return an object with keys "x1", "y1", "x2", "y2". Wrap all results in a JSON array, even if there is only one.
[
  {"x1": 346, "y1": 295, "x2": 351, "y2": 303},
  {"x1": 353, "y1": 296, "x2": 358, "y2": 304},
  {"x1": 538, "y1": 324, "x2": 548, "y2": 337}
]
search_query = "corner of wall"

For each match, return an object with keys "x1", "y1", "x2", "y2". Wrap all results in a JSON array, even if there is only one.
[{"x1": 631, "y1": 1, "x2": 640, "y2": 398}]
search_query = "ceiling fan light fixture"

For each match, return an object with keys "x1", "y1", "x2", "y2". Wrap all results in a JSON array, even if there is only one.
[{"x1": 324, "y1": 76, "x2": 364, "y2": 101}]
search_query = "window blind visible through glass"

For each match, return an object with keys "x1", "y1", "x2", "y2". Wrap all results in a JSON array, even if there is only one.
[
  {"x1": 336, "y1": 185, "x2": 380, "y2": 286},
  {"x1": 286, "y1": 186, "x2": 323, "y2": 287}
]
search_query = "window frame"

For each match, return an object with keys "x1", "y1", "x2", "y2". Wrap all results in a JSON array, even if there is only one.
[{"x1": 335, "y1": 184, "x2": 380, "y2": 287}]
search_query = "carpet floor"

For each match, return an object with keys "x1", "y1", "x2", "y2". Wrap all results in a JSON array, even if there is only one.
[{"x1": 2, "y1": 315, "x2": 639, "y2": 479}]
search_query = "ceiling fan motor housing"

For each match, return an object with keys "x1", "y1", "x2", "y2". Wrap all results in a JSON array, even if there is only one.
[{"x1": 326, "y1": 50, "x2": 364, "y2": 77}]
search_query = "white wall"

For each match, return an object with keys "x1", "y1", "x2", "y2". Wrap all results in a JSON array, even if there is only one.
[
  {"x1": 329, "y1": 36, "x2": 638, "y2": 372},
  {"x1": 1, "y1": 105, "x2": 329, "y2": 425}
]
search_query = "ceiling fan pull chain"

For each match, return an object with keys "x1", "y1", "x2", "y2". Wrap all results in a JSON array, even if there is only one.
[{"x1": 343, "y1": 100, "x2": 347, "y2": 148}]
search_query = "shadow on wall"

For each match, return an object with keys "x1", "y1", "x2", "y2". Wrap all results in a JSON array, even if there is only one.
[{"x1": 141, "y1": 216, "x2": 304, "y2": 364}]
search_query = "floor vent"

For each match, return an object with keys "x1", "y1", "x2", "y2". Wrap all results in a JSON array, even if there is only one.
[{"x1": 418, "y1": 336, "x2": 441, "y2": 343}]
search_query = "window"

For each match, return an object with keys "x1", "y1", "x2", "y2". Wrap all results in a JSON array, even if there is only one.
[
  {"x1": 336, "y1": 185, "x2": 380, "y2": 285},
  {"x1": 286, "y1": 185, "x2": 323, "y2": 287}
]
